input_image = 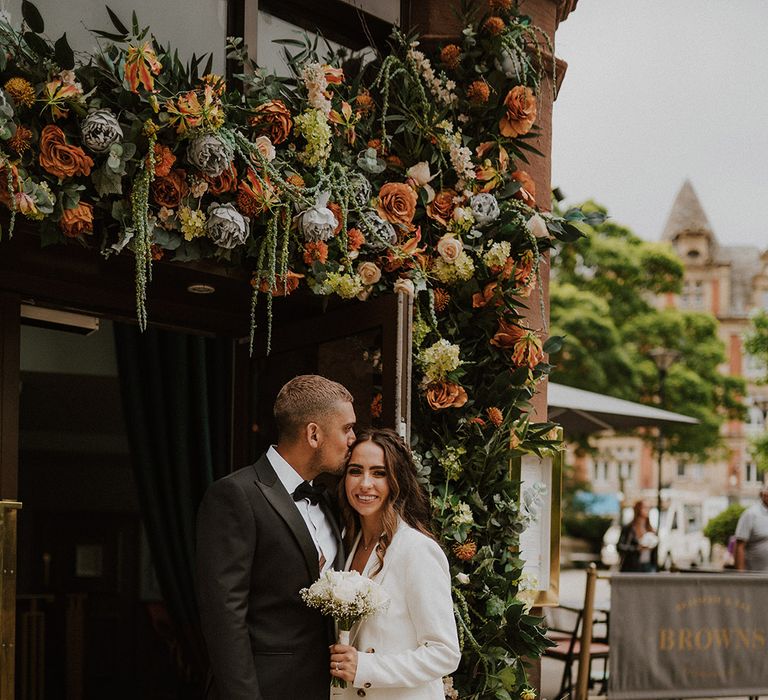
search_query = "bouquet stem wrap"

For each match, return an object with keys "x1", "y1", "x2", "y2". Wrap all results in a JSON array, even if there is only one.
[{"x1": 333, "y1": 628, "x2": 352, "y2": 688}]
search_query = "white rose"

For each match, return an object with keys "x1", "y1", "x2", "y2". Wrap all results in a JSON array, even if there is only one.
[
  {"x1": 470, "y1": 193, "x2": 500, "y2": 226},
  {"x1": 437, "y1": 235, "x2": 463, "y2": 263},
  {"x1": 358, "y1": 261, "x2": 382, "y2": 286},
  {"x1": 298, "y1": 191, "x2": 338, "y2": 242},
  {"x1": 455, "y1": 572, "x2": 470, "y2": 585},
  {"x1": 254, "y1": 135, "x2": 276, "y2": 162},
  {"x1": 526, "y1": 213, "x2": 548, "y2": 238},
  {"x1": 406, "y1": 161, "x2": 434, "y2": 187},
  {"x1": 394, "y1": 278, "x2": 415, "y2": 297}
]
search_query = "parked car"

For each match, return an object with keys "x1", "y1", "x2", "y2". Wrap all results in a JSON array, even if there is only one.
[{"x1": 601, "y1": 494, "x2": 714, "y2": 570}]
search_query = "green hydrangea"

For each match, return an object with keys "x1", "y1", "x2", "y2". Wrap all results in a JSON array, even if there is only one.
[{"x1": 433, "y1": 251, "x2": 475, "y2": 285}]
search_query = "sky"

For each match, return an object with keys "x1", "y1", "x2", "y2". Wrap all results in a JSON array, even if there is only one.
[{"x1": 551, "y1": 1, "x2": 768, "y2": 249}]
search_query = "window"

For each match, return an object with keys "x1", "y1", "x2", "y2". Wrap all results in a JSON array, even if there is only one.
[
  {"x1": 745, "y1": 462, "x2": 765, "y2": 484},
  {"x1": 677, "y1": 460, "x2": 686, "y2": 478},
  {"x1": 593, "y1": 460, "x2": 608, "y2": 483}
]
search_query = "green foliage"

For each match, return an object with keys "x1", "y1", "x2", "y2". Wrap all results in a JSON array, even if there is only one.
[
  {"x1": 562, "y1": 513, "x2": 613, "y2": 552},
  {"x1": 703, "y1": 504, "x2": 746, "y2": 546},
  {"x1": 550, "y1": 203, "x2": 745, "y2": 459}
]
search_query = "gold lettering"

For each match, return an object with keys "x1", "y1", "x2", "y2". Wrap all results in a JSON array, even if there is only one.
[
  {"x1": 659, "y1": 628, "x2": 675, "y2": 651},
  {"x1": 694, "y1": 629, "x2": 713, "y2": 650},
  {"x1": 735, "y1": 628, "x2": 751, "y2": 648},
  {"x1": 714, "y1": 628, "x2": 731, "y2": 648},
  {"x1": 679, "y1": 628, "x2": 694, "y2": 650},
  {"x1": 753, "y1": 630, "x2": 766, "y2": 648}
]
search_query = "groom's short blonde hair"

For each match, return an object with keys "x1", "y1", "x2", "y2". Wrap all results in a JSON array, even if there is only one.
[{"x1": 274, "y1": 374, "x2": 353, "y2": 441}]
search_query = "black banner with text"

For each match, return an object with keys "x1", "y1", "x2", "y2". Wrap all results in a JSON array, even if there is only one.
[{"x1": 609, "y1": 573, "x2": 768, "y2": 699}]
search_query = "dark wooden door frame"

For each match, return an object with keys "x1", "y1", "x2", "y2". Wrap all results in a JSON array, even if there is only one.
[{"x1": 0, "y1": 292, "x2": 20, "y2": 501}]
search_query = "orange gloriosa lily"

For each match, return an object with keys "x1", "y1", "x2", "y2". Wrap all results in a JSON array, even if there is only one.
[{"x1": 125, "y1": 42, "x2": 163, "y2": 93}]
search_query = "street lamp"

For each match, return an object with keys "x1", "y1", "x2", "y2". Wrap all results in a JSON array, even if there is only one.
[{"x1": 649, "y1": 347, "x2": 680, "y2": 529}]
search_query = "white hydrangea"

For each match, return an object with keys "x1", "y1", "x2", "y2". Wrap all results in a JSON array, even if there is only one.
[{"x1": 483, "y1": 241, "x2": 512, "y2": 268}]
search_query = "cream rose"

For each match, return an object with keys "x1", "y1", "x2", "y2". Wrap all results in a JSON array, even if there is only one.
[
  {"x1": 358, "y1": 261, "x2": 382, "y2": 286},
  {"x1": 526, "y1": 213, "x2": 548, "y2": 237},
  {"x1": 253, "y1": 135, "x2": 276, "y2": 162},
  {"x1": 437, "y1": 235, "x2": 463, "y2": 263}
]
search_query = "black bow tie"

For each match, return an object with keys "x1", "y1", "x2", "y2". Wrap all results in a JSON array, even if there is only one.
[{"x1": 292, "y1": 480, "x2": 326, "y2": 505}]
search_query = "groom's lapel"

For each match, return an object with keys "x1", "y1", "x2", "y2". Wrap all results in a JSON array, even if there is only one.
[
  {"x1": 253, "y1": 455, "x2": 319, "y2": 580},
  {"x1": 319, "y1": 493, "x2": 345, "y2": 569}
]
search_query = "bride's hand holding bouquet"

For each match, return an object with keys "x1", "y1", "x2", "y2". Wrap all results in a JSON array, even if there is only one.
[{"x1": 301, "y1": 569, "x2": 389, "y2": 688}]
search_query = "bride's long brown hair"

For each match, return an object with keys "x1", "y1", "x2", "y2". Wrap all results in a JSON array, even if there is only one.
[{"x1": 339, "y1": 428, "x2": 433, "y2": 575}]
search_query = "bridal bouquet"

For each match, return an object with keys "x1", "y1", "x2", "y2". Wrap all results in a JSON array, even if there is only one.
[{"x1": 301, "y1": 570, "x2": 389, "y2": 688}]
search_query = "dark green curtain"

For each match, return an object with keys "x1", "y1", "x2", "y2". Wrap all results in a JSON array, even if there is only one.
[{"x1": 113, "y1": 322, "x2": 232, "y2": 684}]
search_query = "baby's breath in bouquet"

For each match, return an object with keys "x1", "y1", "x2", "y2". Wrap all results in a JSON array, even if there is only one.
[{"x1": 301, "y1": 569, "x2": 389, "y2": 688}]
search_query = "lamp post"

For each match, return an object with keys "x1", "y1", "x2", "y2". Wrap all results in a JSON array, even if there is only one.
[{"x1": 649, "y1": 347, "x2": 680, "y2": 528}]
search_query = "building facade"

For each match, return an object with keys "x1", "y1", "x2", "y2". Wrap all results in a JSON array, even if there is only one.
[{"x1": 582, "y1": 180, "x2": 766, "y2": 511}]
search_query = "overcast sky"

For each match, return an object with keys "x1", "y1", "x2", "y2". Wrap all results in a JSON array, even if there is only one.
[{"x1": 552, "y1": 1, "x2": 768, "y2": 249}]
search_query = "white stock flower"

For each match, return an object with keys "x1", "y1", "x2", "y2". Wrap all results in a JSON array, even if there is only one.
[{"x1": 394, "y1": 278, "x2": 415, "y2": 297}]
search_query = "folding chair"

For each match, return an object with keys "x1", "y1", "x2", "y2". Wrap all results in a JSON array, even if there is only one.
[{"x1": 543, "y1": 599, "x2": 609, "y2": 698}]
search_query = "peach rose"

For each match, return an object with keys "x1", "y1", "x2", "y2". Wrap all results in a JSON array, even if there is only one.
[
  {"x1": 377, "y1": 182, "x2": 417, "y2": 230},
  {"x1": 436, "y1": 235, "x2": 463, "y2": 263},
  {"x1": 39, "y1": 125, "x2": 94, "y2": 180},
  {"x1": 152, "y1": 169, "x2": 189, "y2": 208},
  {"x1": 358, "y1": 261, "x2": 382, "y2": 286},
  {"x1": 248, "y1": 100, "x2": 293, "y2": 145},
  {"x1": 426, "y1": 381, "x2": 468, "y2": 410},
  {"x1": 426, "y1": 189, "x2": 457, "y2": 227},
  {"x1": 499, "y1": 85, "x2": 537, "y2": 138},
  {"x1": 253, "y1": 135, "x2": 275, "y2": 162},
  {"x1": 510, "y1": 170, "x2": 536, "y2": 207},
  {"x1": 59, "y1": 201, "x2": 94, "y2": 238}
]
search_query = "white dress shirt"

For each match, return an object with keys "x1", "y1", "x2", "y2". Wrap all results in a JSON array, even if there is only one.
[{"x1": 267, "y1": 445, "x2": 336, "y2": 573}]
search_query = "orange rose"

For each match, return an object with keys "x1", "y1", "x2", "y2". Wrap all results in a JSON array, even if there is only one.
[
  {"x1": 426, "y1": 381, "x2": 468, "y2": 410},
  {"x1": 205, "y1": 163, "x2": 238, "y2": 195},
  {"x1": 152, "y1": 169, "x2": 189, "y2": 208},
  {"x1": 328, "y1": 202, "x2": 344, "y2": 235},
  {"x1": 151, "y1": 143, "x2": 176, "y2": 177},
  {"x1": 426, "y1": 189, "x2": 457, "y2": 227},
  {"x1": 39, "y1": 125, "x2": 94, "y2": 180},
  {"x1": 377, "y1": 182, "x2": 417, "y2": 230},
  {"x1": 59, "y1": 201, "x2": 94, "y2": 238},
  {"x1": 499, "y1": 85, "x2": 537, "y2": 138},
  {"x1": 472, "y1": 282, "x2": 498, "y2": 308},
  {"x1": 256, "y1": 271, "x2": 304, "y2": 296},
  {"x1": 510, "y1": 170, "x2": 536, "y2": 207},
  {"x1": 249, "y1": 100, "x2": 293, "y2": 145}
]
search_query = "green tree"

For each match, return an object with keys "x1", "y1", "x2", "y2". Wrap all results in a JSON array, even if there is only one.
[
  {"x1": 745, "y1": 310, "x2": 768, "y2": 474},
  {"x1": 550, "y1": 202, "x2": 745, "y2": 459}
]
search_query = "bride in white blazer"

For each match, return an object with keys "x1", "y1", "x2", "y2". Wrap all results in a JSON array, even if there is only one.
[{"x1": 330, "y1": 428, "x2": 461, "y2": 699}]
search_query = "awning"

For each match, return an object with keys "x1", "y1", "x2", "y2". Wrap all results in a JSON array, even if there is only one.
[{"x1": 547, "y1": 382, "x2": 698, "y2": 435}]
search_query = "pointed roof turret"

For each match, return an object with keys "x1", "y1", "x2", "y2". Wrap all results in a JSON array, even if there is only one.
[{"x1": 661, "y1": 180, "x2": 716, "y2": 242}]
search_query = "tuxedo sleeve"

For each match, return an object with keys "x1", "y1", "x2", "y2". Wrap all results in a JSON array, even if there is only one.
[
  {"x1": 196, "y1": 477, "x2": 263, "y2": 700},
  {"x1": 353, "y1": 536, "x2": 461, "y2": 688}
]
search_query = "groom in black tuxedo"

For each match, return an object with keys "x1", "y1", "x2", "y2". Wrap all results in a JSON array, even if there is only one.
[{"x1": 196, "y1": 375, "x2": 356, "y2": 700}]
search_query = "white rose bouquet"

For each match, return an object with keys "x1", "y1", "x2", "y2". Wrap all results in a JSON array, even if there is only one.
[{"x1": 300, "y1": 569, "x2": 390, "y2": 688}]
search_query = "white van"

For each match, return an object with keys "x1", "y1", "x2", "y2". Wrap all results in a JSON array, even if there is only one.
[{"x1": 601, "y1": 492, "x2": 715, "y2": 569}]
